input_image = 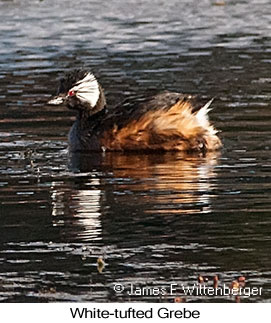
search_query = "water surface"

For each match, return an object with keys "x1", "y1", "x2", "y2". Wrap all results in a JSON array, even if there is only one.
[{"x1": 0, "y1": 0, "x2": 271, "y2": 302}]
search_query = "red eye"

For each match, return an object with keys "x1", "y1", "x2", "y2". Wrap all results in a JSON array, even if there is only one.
[{"x1": 68, "y1": 90, "x2": 75, "y2": 97}]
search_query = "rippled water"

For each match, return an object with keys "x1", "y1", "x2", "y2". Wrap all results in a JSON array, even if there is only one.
[{"x1": 0, "y1": 0, "x2": 271, "y2": 302}]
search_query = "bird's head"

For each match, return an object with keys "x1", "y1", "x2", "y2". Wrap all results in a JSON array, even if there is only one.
[{"x1": 48, "y1": 69, "x2": 106, "y2": 116}]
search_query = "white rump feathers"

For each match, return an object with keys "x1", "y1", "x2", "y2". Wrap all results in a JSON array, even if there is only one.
[
  {"x1": 196, "y1": 98, "x2": 216, "y2": 133},
  {"x1": 70, "y1": 72, "x2": 100, "y2": 108}
]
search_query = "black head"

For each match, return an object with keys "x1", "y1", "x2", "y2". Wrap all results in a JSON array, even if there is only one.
[{"x1": 48, "y1": 69, "x2": 106, "y2": 116}]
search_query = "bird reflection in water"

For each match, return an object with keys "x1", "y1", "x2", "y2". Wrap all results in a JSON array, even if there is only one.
[
  {"x1": 50, "y1": 177, "x2": 103, "y2": 241},
  {"x1": 99, "y1": 152, "x2": 219, "y2": 215},
  {"x1": 49, "y1": 151, "x2": 220, "y2": 241}
]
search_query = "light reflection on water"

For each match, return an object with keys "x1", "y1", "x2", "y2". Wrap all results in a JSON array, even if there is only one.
[{"x1": 0, "y1": 0, "x2": 271, "y2": 302}]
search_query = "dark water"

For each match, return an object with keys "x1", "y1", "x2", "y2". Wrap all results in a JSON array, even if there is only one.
[{"x1": 0, "y1": 0, "x2": 271, "y2": 302}]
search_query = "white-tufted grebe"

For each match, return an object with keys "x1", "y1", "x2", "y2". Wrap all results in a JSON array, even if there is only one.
[{"x1": 48, "y1": 69, "x2": 221, "y2": 152}]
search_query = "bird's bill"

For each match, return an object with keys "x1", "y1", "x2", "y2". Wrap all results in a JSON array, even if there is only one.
[{"x1": 47, "y1": 95, "x2": 65, "y2": 105}]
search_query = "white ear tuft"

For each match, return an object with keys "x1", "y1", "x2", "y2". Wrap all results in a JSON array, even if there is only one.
[{"x1": 70, "y1": 72, "x2": 100, "y2": 108}]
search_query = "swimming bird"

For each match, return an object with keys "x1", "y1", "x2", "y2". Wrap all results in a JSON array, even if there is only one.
[{"x1": 48, "y1": 69, "x2": 221, "y2": 152}]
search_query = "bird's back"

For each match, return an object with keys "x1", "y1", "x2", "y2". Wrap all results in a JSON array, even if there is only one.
[{"x1": 95, "y1": 91, "x2": 221, "y2": 152}]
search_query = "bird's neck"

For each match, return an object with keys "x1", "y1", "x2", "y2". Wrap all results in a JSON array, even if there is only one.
[{"x1": 77, "y1": 105, "x2": 106, "y2": 131}]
